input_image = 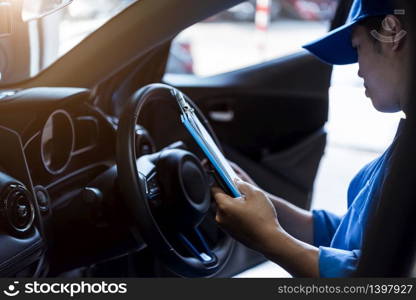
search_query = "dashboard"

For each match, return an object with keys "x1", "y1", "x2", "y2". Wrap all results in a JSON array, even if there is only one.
[
  {"x1": 0, "y1": 88, "x2": 115, "y2": 203},
  {"x1": 0, "y1": 87, "x2": 144, "y2": 276}
]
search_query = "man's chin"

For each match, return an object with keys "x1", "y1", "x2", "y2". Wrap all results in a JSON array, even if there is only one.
[{"x1": 371, "y1": 99, "x2": 401, "y2": 113}]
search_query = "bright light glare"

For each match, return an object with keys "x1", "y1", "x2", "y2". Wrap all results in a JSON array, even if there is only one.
[{"x1": 22, "y1": 0, "x2": 73, "y2": 22}]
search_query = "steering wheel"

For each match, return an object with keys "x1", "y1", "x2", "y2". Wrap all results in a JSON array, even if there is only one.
[{"x1": 116, "y1": 83, "x2": 235, "y2": 277}]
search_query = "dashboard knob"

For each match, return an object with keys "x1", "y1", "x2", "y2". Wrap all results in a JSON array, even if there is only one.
[
  {"x1": 82, "y1": 187, "x2": 106, "y2": 227},
  {"x1": 34, "y1": 186, "x2": 50, "y2": 215},
  {"x1": 82, "y1": 187, "x2": 103, "y2": 205}
]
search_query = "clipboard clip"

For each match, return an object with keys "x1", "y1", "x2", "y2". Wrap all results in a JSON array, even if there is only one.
[{"x1": 171, "y1": 88, "x2": 194, "y2": 115}]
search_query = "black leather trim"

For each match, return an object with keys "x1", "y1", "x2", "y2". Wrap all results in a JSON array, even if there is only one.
[{"x1": 0, "y1": 228, "x2": 43, "y2": 276}]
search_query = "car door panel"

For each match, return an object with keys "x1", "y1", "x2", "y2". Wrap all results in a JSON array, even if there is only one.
[{"x1": 164, "y1": 52, "x2": 331, "y2": 209}]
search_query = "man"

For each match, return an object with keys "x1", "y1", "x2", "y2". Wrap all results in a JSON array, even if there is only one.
[{"x1": 212, "y1": 0, "x2": 409, "y2": 277}]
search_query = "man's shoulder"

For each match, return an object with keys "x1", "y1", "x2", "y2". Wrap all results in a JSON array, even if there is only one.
[{"x1": 347, "y1": 151, "x2": 388, "y2": 204}]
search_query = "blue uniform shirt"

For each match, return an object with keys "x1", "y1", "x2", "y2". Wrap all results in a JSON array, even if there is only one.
[{"x1": 312, "y1": 120, "x2": 404, "y2": 277}]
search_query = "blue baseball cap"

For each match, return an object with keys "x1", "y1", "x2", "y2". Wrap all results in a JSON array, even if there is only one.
[{"x1": 302, "y1": 0, "x2": 396, "y2": 65}]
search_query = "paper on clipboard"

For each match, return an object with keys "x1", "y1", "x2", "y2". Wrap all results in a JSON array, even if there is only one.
[{"x1": 173, "y1": 89, "x2": 241, "y2": 198}]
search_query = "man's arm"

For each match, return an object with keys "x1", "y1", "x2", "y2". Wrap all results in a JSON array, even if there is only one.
[
  {"x1": 266, "y1": 192, "x2": 314, "y2": 245},
  {"x1": 212, "y1": 180, "x2": 319, "y2": 277},
  {"x1": 261, "y1": 227, "x2": 319, "y2": 277}
]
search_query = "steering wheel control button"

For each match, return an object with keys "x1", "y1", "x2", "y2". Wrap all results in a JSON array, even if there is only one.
[
  {"x1": 34, "y1": 186, "x2": 50, "y2": 214},
  {"x1": 1, "y1": 184, "x2": 35, "y2": 234},
  {"x1": 139, "y1": 172, "x2": 161, "y2": 209},
  {"x1": 147, "y1": 173, "x2": 160, "y2": 196}
]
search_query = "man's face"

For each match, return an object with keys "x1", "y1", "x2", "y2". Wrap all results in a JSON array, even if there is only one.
[{"x1": 351, "y1": 24, "x2": 403, "y2": 113}]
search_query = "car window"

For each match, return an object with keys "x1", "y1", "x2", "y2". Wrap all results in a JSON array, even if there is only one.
[
  {"x1": 0, "y1": 0, "x2": 138, "y2": 85},
  {"x1": 167, "y1": 0, "x2": 339, "y2": 77},
  {"x1": 54, "y1": 0, "x2": 138, "y2": 63}
]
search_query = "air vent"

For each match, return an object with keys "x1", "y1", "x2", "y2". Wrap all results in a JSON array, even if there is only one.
[{"x1": 1, "y1": 184, "x2": 35, "y2": 234}]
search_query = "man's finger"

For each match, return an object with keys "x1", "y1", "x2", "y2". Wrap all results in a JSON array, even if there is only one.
[
  {"x1": 201, "y1": 158, "x2": 209, "y2": 167},
  {"x1": 211, "y1": 186, "x2": 226, "y2": 197},
  {"x1": 215, "y1": 212, "x2": 222, "y2": 224},
  {"x1": 235, "y1": 179, "x2": 256, "y2": 197},
  {"x1": 211, "y1": 187, "x2": 233, "y2": 204}
]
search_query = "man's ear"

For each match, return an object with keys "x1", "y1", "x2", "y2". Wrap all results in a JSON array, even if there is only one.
[{"x1": 381, "y1": 14, "x2": 407, "y2": 51}]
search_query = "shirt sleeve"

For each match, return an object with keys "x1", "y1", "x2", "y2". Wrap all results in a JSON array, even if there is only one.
[
  {"x1": 312, "y1": 210, "x2": 342, "y2": 247},
  {"x1": 318, "y1": 247, "x2": 361, "y2": 277}
]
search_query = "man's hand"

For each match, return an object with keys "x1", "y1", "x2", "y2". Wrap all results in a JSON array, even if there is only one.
[
  {"x1": 211, "y1": 180, "x2": 285, "y2": 253},
  {"x1": 211, "y1": 179, "x2": 319, "y2": 277}
]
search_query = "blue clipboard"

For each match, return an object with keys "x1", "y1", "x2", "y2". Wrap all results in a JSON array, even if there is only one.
[{"x1": 173, "y1": 89, "x2": 241, "y2": 198}]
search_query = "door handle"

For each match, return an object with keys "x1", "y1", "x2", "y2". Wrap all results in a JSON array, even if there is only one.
[{"x1": 208, "y1": 110, "x2": 235, "y2": 122}]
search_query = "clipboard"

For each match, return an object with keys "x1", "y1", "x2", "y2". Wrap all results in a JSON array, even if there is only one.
[{"x1": 172, "y1": 89, "x2": 241, "y2": 198}]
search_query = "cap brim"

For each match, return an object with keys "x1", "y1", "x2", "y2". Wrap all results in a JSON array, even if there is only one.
[{"x1": 302, "y1": 22, "x2": 358, "y2": 65}]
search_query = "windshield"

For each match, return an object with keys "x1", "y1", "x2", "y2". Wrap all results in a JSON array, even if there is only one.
[
  {"x1": 59, "y1": 0, "x2": 137, "y2": 57},
  {"x1": 0, "y1": 0, "x2": 137, "y2": 85}
]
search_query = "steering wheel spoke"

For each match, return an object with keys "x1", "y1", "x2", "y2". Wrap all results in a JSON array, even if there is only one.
[{"x1": 177, "y1": 227, "x2": 218, "y2": 266}]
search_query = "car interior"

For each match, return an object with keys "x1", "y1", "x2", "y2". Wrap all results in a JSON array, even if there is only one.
[{"x1": 0, "y1": 0, "x2": 415, "y2": 278}]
